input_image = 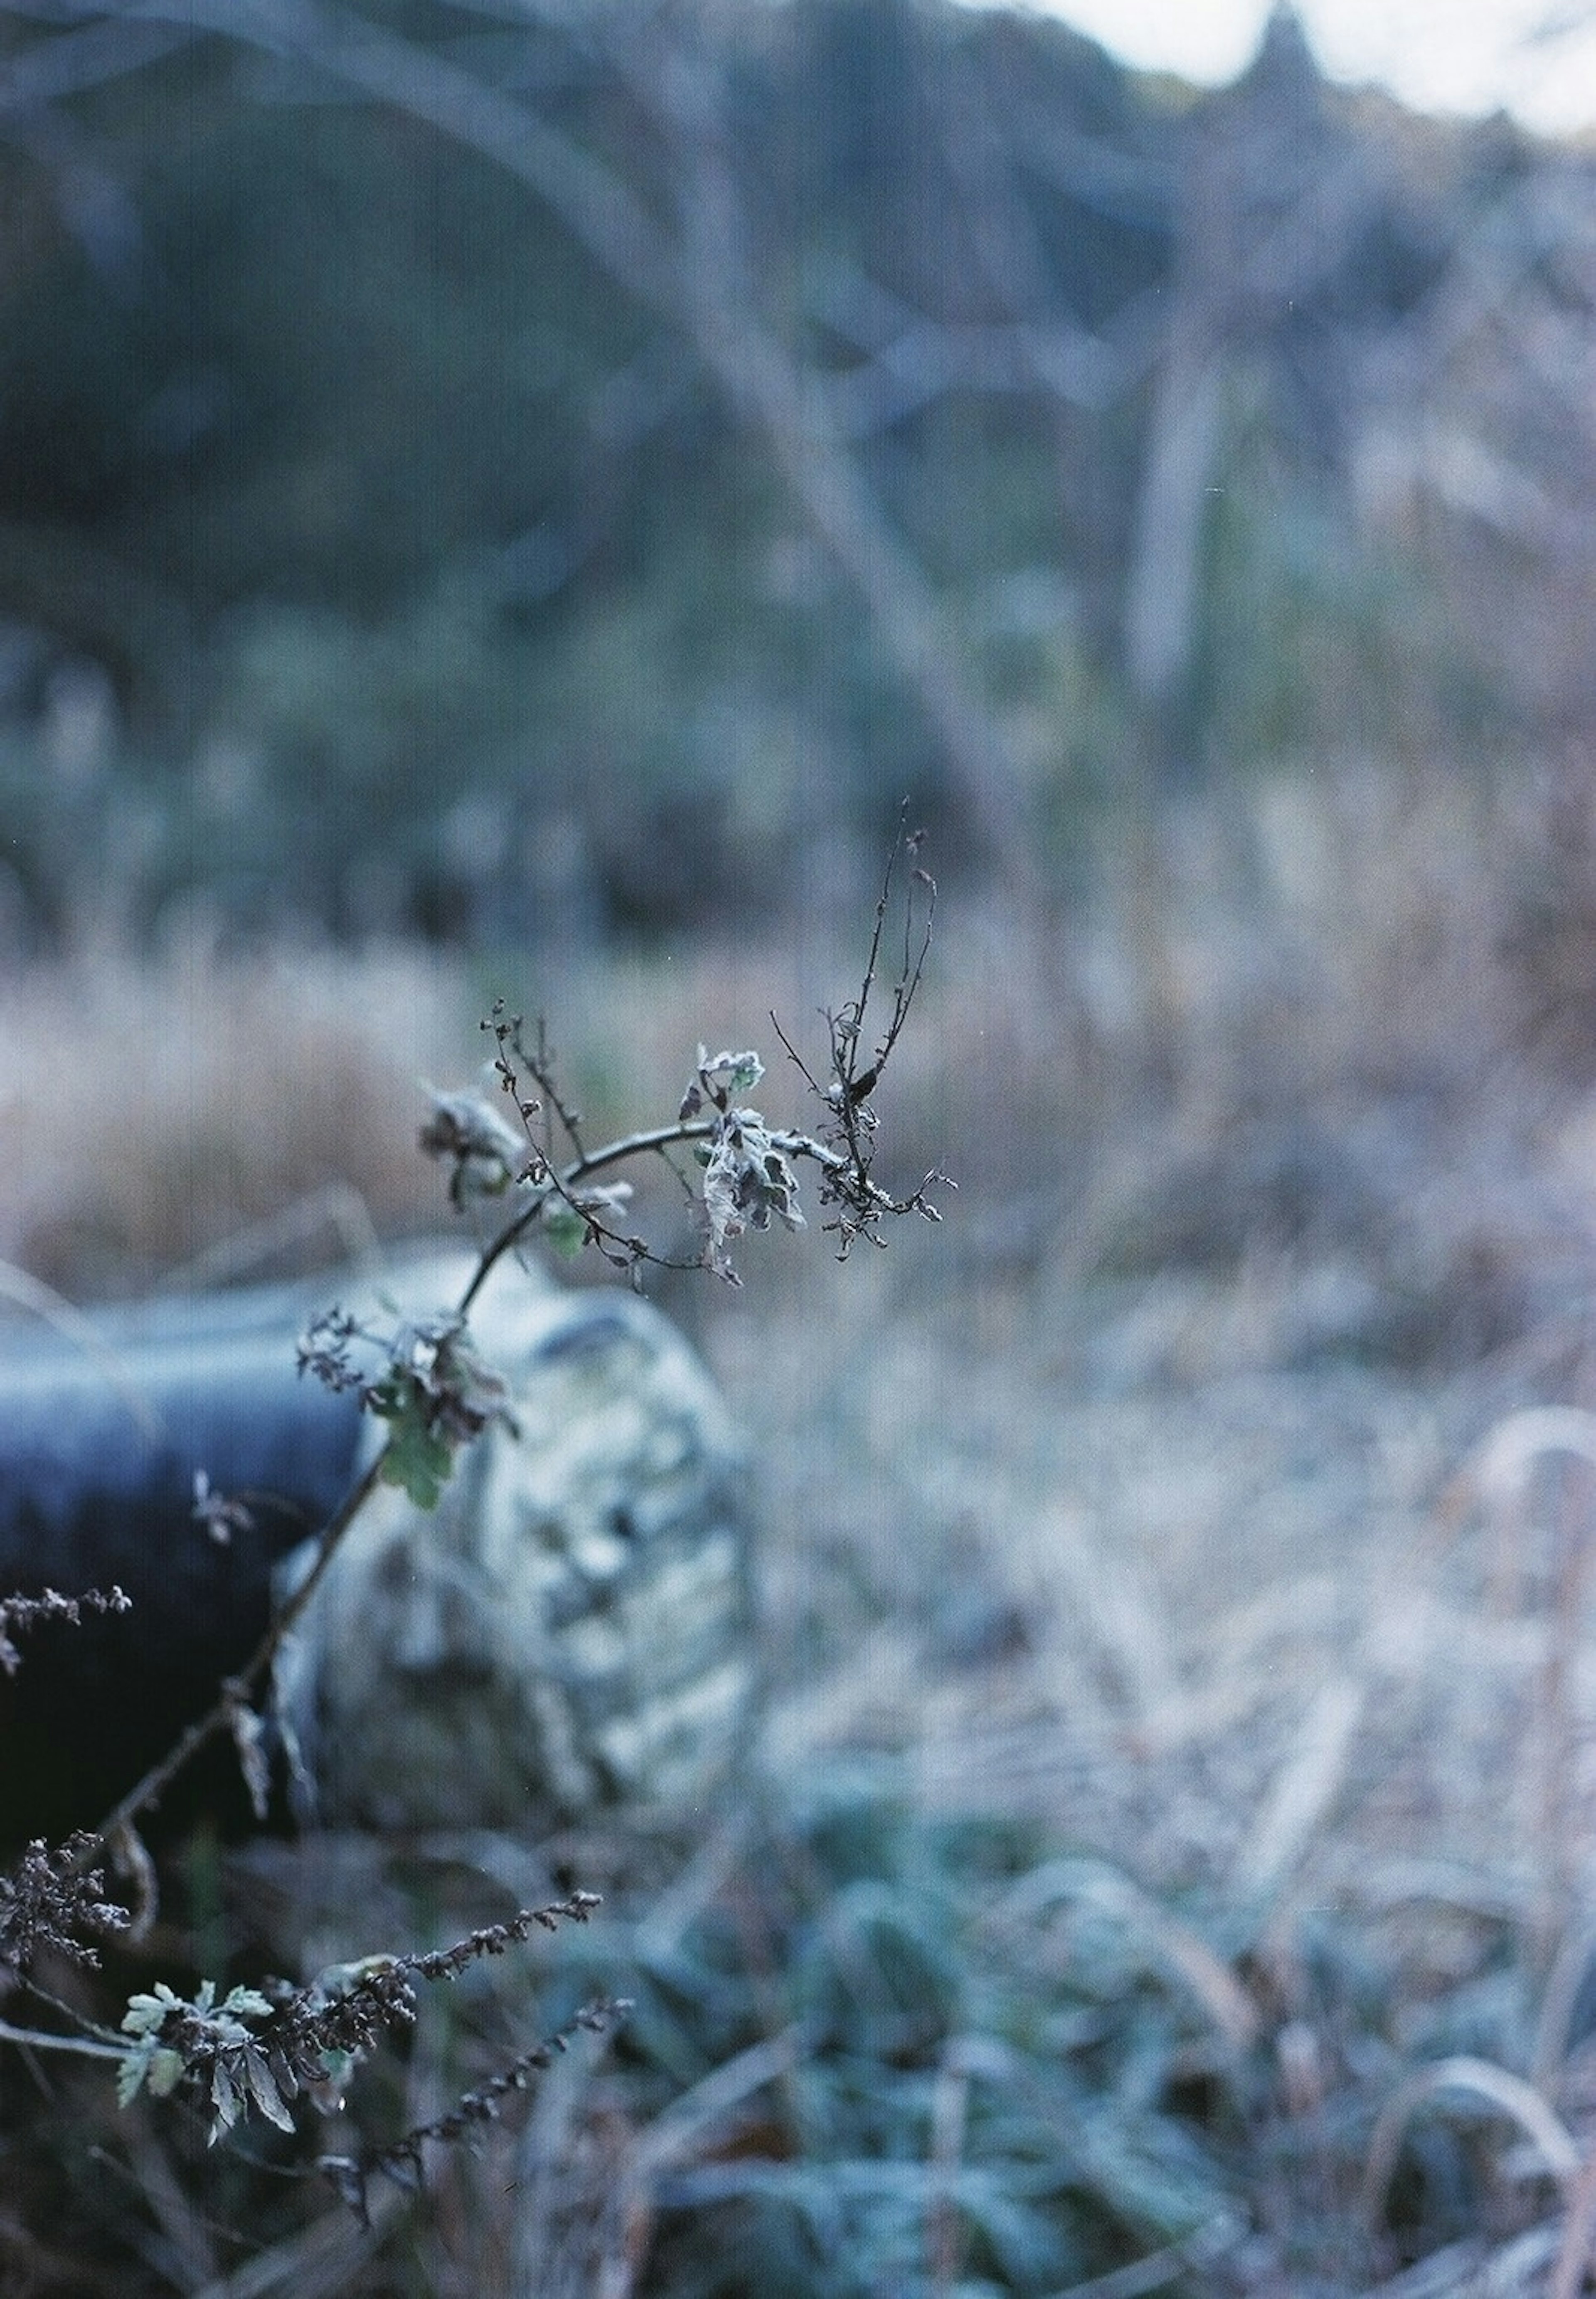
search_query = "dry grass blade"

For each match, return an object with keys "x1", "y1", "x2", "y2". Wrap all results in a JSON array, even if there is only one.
[
  {"x1": 1036, "y1": 1502, "x2": 1182, "y2": 1735},
  {"x1": 631, "y1": 2027, "x2": 803, "y2": 2182},
  {"x1": 926, "y1": 2053, "x2": 967, "y2": 2294},
  {"x1": 1047, "y1": 2211, "x2": 1244, "y2": 2298},
  {"x1": 1448, "y1": 1407, "x2": 1596, "y2": 1619},
  {"x1": 1554, "y1": 2142, "x2": 1596, "y2": 2299},
  {"x1": 188, "y1": 2191, "x2": 404, "y2": 2299},
  {"x1": 120, "y1": 2113, "x2": 220, "y2": 2291},
  {"x1": 152, "y1": 1183, "x2": 383, "y2": 1294},
  {"x1": 1464, "y1": 1408, "x2": 1596, "y2": 1508},
  {"x1": 1441, "y1": 1409, "x2": 1596, "y2": 1949},
  {"x1": 1532, "y1": 1913, "x2": 1596, "y2": 2092},
  {"x1": 997, "y1": 1858, "x2": 1261, "y2": 2054},
  {"x1": 0, "y1": 1257, "x2": 163, "y2": 1442},
  {"x1": 497, "y1": 2000, "x2": 650, "y2": 2299},
  {"x1": 1136, "y1": 1574, "x2": 1344, "y2": 1754},
  {"x1": 1357, "y1": 2224, "x2": 1561, "y2": 2298},
  {"x1": 1231, "y1": 1672, "x2": 1366, "y2": 1912},
  {"x1": 589, "y1": 2029, "x2": 801, "y2": 2299},
  {"x1": 1550, "y1": 2147, "x2": 1596, "y2": 2299},
  {"x1": 1362, "y1": 2057, "x2": 1580, "y2": 2235},
  {"x1": 925, "y1": 2034, "x2": 1011, "y2": 2294}
]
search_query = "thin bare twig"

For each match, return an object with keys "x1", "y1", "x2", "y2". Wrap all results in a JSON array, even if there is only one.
[{"x1": 83, "y1": 1450, "x2": 386, "y2": 1857}]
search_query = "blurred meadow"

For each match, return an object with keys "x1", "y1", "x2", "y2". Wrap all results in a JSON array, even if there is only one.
[{"x1": 5, "y1": 1, "x2": 1596, "y2": 2292}]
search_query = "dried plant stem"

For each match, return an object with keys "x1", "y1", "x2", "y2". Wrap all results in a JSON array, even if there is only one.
[
  {"x1": 84, "y1": 1451, "x2": 387, "y2": 1855},
  {"x1": 0, "y1": 2020, "x2": 122, "y2": 2060},
  {"x1": 0, "y1": 1258, "x2": 163, "y2": 1441},
  {"x1": 458, "y1": 1121, "x2": 717, "y2": 1313}
]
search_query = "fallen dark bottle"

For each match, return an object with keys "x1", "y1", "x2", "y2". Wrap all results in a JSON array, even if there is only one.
[
  {"x1": 0, "y1": 1250, "x2": 754, "y2": 1846},
  {"x1": 0, "y1": 1276, "x2": 364, "y2": 1842}
]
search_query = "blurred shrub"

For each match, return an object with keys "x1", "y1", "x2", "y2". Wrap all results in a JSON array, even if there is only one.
[{"x1": 0, "y1": 0, "x2": 1586, "y2": 948}]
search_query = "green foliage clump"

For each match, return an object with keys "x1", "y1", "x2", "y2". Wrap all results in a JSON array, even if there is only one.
[{"x1": 550, "y1": 1772, "x2": 1244, "y2": 2297}]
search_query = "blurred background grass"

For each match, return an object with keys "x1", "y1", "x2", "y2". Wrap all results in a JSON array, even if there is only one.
[{"x1": 5, "y1": 1, "x2": 1596, "y2": 2291}]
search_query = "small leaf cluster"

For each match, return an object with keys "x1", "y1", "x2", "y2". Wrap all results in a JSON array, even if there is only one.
[
  {"x1": 367, "y1": 1314, "x2": 517, "y2": 1509},
  {"x1": 418, "y1": 1088, "x2": 532, "y2": 1208},
  {"x1": 115, "y1": 1894, "x2": 608, "y2": 2148},
  {"x1": 682, "y1": 1048, "x2": 806, "y2": 1279},
  {"x1": 298, "y1": 1306, "x2": 517, "y2": 1510},
  {"x1": 420, "y1": 1072, "x2": 646, "y2": 1268},
  {"x1": 118, "y1": 1979, "x2": 285, "y2": 2128},
  {"x1": 773, "y1": 818, "x2": 948, "y2": 1257}
]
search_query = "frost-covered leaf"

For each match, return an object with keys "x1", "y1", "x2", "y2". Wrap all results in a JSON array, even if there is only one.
[
  {"x1": 702, "y1": 1110, "x2": 804, "y2": 1274},
  {"x1": 116, "y1": 2037, "x2": 155, "y2": 2107},
  {"x1": 418, "y1": 1089, "x2": 527, "y2": 1207},
  {"x1": 209, "y1": 2055, "x2": 243, "y2": 2140},
  {"x1": 242, "y1": 2045, "x2": 296, "y2": 2132},
  {"x1": 218, "y1": 1987, "x2": 273, "y2": 2024},
  {"x1": 309, "y1": 1955, "x2": 399, "y2": 2003},
  {"x1": 697, "y1": 1046, "x2": 764, "y2": 1099},
  {"x1": 147, "y1": 2047, "x2": 185, "y2": 2100},
  {"x1": 121, "y1": 1984, "x2": 182, "y2": 2039},
  {"x1": 228, "y1": 1699, "x2": 272, "y2": 1823}
]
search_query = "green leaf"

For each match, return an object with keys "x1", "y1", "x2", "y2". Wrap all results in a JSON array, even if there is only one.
[
  {"x1": 543, "y1": 1202, "x2": 589, "y2": 1259},
  {"x1": 378, "y1": 1419, "x2": 454, "y2": 1511}
]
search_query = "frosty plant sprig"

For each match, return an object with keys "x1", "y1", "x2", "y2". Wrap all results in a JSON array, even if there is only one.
[
  {"x1": 75, "y1": 821, "x2": 943, "y2": 1867},
  {"x1": 0, "y1": 819, "x2": 946, "y2": 2194},
  {"x1": 426, "y1": 811, "x2": 948, "y2": 1301},
  {"x1": 114, "y1": 1892, "x2": 614, "y2": 2152},
  {"x1": 297, "y1": 1305, "x2": 518, "y2": 1511},
  {"x1": 293, "y1": 823, "x2": 940, "y2": 1519},
  {"x1": 12, "y1": 820, "x2": 945, "y2": 1903}
]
